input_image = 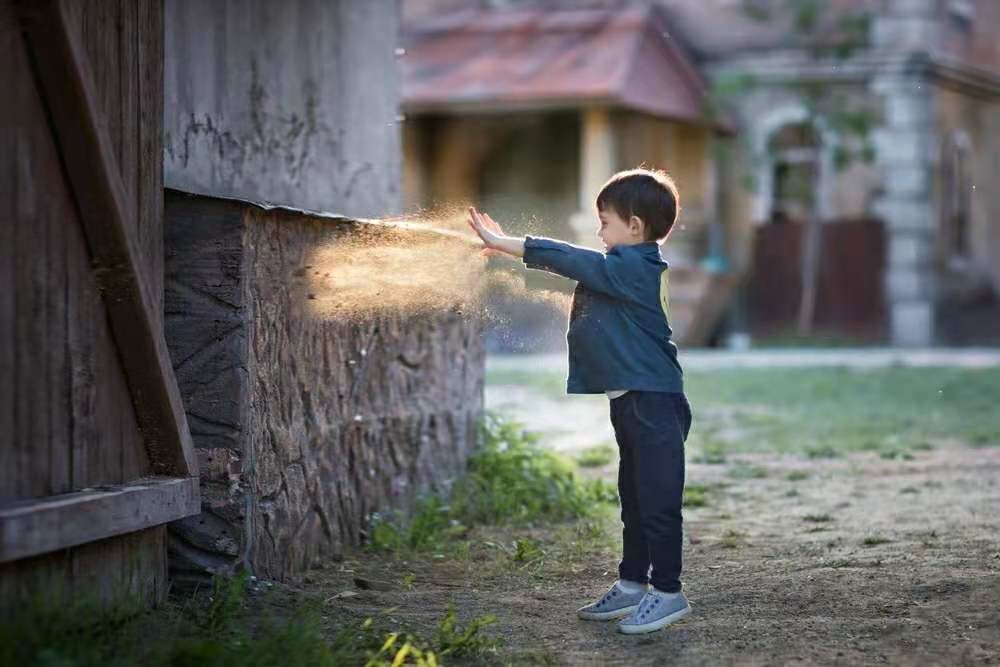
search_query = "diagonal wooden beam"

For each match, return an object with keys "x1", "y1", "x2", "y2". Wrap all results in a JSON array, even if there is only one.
[
  {"x1": 17, "y1": 0, "x2": 198, "y2": 477},
  {"x1": 0, "y1": 477, "x2": 201, "y2": 563}
]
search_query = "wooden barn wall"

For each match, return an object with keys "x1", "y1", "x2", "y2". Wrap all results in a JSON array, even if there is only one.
[
  {"x1": 164, "y1": 193, "x2": 485, "y2": 582},
  {"x1": 0, "y1": 0, "x2": 167, "y2": 606}
]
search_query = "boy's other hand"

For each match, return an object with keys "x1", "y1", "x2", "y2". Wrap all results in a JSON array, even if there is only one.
[{"x1": 467, "y1": 207, "x2": 523, "y2": 258}]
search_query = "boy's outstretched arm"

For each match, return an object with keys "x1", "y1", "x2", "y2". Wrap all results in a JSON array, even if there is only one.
[{"x1": 466, "y1": 207, "x2": 636, "y2": 301}]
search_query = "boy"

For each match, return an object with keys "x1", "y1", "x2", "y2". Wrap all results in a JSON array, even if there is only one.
[{"x1": 466, "y1": 168, "x2": 693, "y2": 635}]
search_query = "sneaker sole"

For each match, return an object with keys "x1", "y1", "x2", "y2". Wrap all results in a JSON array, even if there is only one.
[
  {"x1": 617, "y1": 604, "x2": 691, "y2": 634},
  {"x1": 577, "y1": 604, "x2": 639, "y2": 621}
]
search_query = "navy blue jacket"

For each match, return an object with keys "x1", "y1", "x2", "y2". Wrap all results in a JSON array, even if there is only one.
[{"x1": 522, "y1": 235, "x2": 684, "y2": 394}]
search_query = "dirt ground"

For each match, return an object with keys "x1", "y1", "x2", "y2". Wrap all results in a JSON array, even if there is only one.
[{"x1": 310, "y1": 358, "x2": 1000, "y2": 666}]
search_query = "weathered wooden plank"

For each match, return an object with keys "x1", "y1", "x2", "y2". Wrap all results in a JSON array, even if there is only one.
[
  {"x1": 138, "y1": 0, "x2": 165, "y2": 327},
  {"x1": 18, "y1": 0, "x2": 197, "y2": 478},
  {"x1": 47, "y1": 131, "x2": 71, "y2": 497},
  {"x1": 0, "y1": 128, "x2": 15, "y2": 503},
  {"x1": 0, "y1": 477, "x2": 200, "y2": 563},
  {"x1": 13, "y1": 131, "x2": 50, "y2": 500},
  {"x1": 0, "y1": 527, "x2": 167, "y2": 611}
]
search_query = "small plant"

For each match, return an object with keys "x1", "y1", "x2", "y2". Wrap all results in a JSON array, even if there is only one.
[
  {"x1": 899, "y1": 486, "x2": 920, "y2": 495},
  {"x1": 879, "y1": 449, "x2": 914, "y2": 461},
  {"x1": 786, "y1": 470, "x2": 809, "y2": 481},
  {"x1": 683, "y1": 484, "x2": 711, "y2": 508},
  {"x1": 691, "y1": 440, "x2": 728, "y2": 464},
  {"x1": 433, "y1": 605, "x2": 500, "y2": 659},
  {"x1": 200, "y1": 571, "x2": 249, "y2": 633},
  {"x1": 513, "y1": 537, "x2": 545, "y2": 564},
  {"x1": 804, "y1": 444, "x2": 841, "y2": 460},
  {"x1": 452, "y1": 413, "x2": 617, "y2": 525},
  {"x1": 803, "y1": 513, "x2": 834, "y2": 523},
  {"x1": 575, "y1": 444, "x2": 616, "y2": 468},
  {"x1": 862, "y1": 535, "x2": 891, "y2": 546},
  {"x1": 720, "y1": 529, "x2": 747, "y2": 549}
]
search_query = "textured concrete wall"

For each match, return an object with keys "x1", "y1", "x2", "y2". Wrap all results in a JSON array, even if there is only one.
[
  {"x1": 164, "y1": 0, "x2": 401, "y2": 217},
  {"x1": 165, "y1": 191, "x2": 485, "y2": 582}
]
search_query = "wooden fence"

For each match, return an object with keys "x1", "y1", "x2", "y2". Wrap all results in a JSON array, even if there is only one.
[{"x1": 0, "y1": 0, "x2": 199, "y2": 606}]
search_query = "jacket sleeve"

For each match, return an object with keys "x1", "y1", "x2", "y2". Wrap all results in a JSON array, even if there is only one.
[{"x1": 522, "y1": 235, "x2": 638, "y2": 301}]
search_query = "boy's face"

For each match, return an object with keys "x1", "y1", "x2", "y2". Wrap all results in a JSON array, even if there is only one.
[{"x1": 597, "y1": 207, "x2": 645, "y2": 251}]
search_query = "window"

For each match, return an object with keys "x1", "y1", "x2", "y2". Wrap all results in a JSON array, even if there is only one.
[{"x1": 768, "y1": 122, "x2": 820, "y2": 224}]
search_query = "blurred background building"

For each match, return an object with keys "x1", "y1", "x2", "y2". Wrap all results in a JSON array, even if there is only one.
[{"x1": 400, "y1": 0, "x2": 1000, "y2": 349}]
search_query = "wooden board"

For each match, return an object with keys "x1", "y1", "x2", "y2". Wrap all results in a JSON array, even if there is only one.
[
  {"x1": 0, "y1": 477, "x2": 199, "y2": 564},
  {"x1": 19, "y1": 0, "x2": 196, "y2": 478}
]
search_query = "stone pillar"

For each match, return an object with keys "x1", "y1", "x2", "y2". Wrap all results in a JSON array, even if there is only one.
[
  {"x1": 569, "y1": 108, "x2": 616, "y2": 247},
  {"x1": 871, "y1": 1, "x2": 939, "y2": 346}
]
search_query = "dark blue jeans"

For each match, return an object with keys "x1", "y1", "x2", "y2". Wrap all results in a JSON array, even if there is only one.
[{"x1": 610, "y1": 390, "x2": 692, "y2": 593}]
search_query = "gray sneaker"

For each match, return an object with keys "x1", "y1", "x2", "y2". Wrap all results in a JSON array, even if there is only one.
[
  {"x1": 618, "y1": 590, "x2": 691, "y2": 634},
  {"x1": 577, "y1": 581, "x2": 647, "y2": 621}
]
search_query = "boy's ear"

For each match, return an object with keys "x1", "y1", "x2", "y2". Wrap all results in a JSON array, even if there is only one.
[{"x1": 628, "y1": 215, "x2": 645, "y2": 238}]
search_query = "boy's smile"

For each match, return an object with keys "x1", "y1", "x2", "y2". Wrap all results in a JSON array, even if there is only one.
[{"x1": 597, "y1": 207, "x2": 646, "y2": 251}]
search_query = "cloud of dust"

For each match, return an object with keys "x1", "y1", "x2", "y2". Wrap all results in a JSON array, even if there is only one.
[{"x1": 298, "y1": 208, "x2": 571, "y2": 330}]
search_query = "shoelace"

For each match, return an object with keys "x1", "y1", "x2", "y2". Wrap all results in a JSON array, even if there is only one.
[
  {"x1": 633, "y1": 593, "x2": 665, "y2": 621},
  {"x1": 598, "y1": 588, "x2": 620, "y2": 607}
]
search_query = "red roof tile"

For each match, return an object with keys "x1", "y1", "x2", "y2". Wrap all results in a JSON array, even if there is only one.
[{"x1": 401, "y1": 6, "x2": 714, "y2": 125}]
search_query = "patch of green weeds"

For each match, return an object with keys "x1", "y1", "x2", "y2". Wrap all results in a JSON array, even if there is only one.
[
  {"x1": 727, "y1": 464, "x2": 768, "y2": 479},
  {"x1": 862, "y1": 535, "x2": 892, "y2": 546},
  {"x1": 879, "y1": 449, "x2": 914, "y2": 461},
  {"x1": 899, "y1": 486, "x2": 920, "y2": 494},
  {"x1": 785, "y1": 470, "x2": 810, "y2": 481},
  {"x1": 453, "y1": 413, "x2": 617, "y2": 524},
  {"x1": 804, "y1": 444, "x2": 841, "y2": 460},
  {"x1": 330, "y1": 606, "x2": 499, "y2": 666},
  {"x1": 690, "y1": 437, "x2": 728, "y2": 464},
  {"x1": 432, "y1": 605, "x2": 500, "y2": 659},
  {"x1": 368, "y1": 413, "x2": 618, "y2": 555},
  {"x1": 683, "y1": 484, "x2": 711, "y2": 508},
  {"x1": 575, "y1": 444, "x2": 616, "y2": 468},
  {"x1": 969, "y1": 432, "x2": 1000, "y2": 447},
  {"x1": 785, "y1": 488, "x2": 800, "y2": 498},
  {"x1": 513, "y1": 537, "x2": 545, "y2": 564},
  {"x1": 803, "y1": 513, "x2": 834, "y2": 523},
  {"x1": 1, "y1": 573, "x2": 454, "y2": 667}
]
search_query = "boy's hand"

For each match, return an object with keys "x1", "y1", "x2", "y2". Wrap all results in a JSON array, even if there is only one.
[{"x1": 467, "y1": 207, "x2": 524, "y2": 258}]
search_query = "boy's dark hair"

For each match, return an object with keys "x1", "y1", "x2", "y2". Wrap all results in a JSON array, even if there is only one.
[{"x1": 596, "y1": 168, "x2": 680, "y2": 242}]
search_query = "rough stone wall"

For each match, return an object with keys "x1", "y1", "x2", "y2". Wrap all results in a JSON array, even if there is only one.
[
  {"x1": 164, "y1": 191, "x2": 485, "y2": 582},
  {"x1": 164, "y1": 0, "x2": 401, "y2": 217},
  {"x1": 243, "y1": 207, "x2": 484, "y2": 578}
]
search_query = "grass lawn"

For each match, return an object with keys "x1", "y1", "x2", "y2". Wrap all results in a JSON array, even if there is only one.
[{"x1": 486, "y1": 365, "x2": 1000, "y2": 460}]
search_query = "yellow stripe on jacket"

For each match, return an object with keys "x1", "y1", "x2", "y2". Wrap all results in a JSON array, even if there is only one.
[{"x1": 659, "y1": 268, "x2": 670, "y2": 320}]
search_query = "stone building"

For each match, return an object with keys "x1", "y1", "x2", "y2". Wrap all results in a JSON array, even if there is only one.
[{"x1": 401, "y1": 0, "x2": 1000, "y2": 346}]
